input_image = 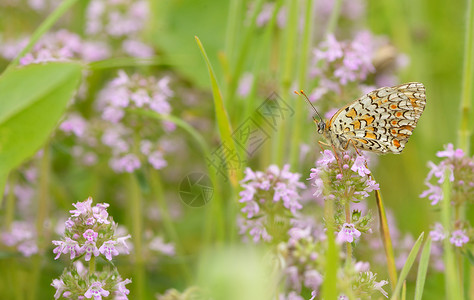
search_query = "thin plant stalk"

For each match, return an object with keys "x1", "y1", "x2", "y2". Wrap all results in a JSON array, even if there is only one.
[
  {"x1": 225, "y1": 0, "x2": 264, "y2": 108},
  {"x1": 148, "y1": 169, "x2": 192, "y2": 282},
  {"x1": 289, "y1": 0, "x2": 315, "y2": 169},
  {"x1": 457, "y1": 0, "x2": 473, "y2": 154},
  {"x1": 374, "y1": 188, "x2": 398, "y2": 290},
  {"x1": 321, "y1": 172, "x2": 338, "y2": 299},
  {"x1": 224, "y1": 0, "x2": 243, "y2": 66},
  {"x1": 441, "y1": 170, "x2": 462, "y2": 299},
  {"x1": 456, "y1": 0, "x2": 474, "y2": 294},
  {"x1": 325, "y1": 0, "x2": 342, "y2": 35},
  {"x1": 275, "y1": 0, "x2": 298, "y2": 165},
  {"x1": 128, "y1": 172, "x2": 145, "y2": 299},
  {"x1": 30, "y1": 144, "x2": 51, "y2": 300}
]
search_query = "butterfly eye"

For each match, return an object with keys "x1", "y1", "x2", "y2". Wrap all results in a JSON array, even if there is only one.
[{"x1": 318, "y1": 121, "x2": 325, "y2": 134}]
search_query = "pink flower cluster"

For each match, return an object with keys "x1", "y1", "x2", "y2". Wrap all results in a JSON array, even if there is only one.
[
  {"x1": 51, "y1": 262, "x2": 132, "y2": 300},
  {"x1": 1, "y1": 221, "x2": 38, "y2": 257},
  {"x1": 420, "y1": 143, "x2": 474, "y2": 205},
  {"x1": 0, "y1": 30, "x2": 110, "y2": 65},
  {"x1": 309, "y1": 150, "x2": 379, "y2": 202},
  {"x1": 52, "y1": 197, "x2": 131, "y2": 262},
  {"x1": 238, "y1": 164, "x2": 306, "y2": 242}
]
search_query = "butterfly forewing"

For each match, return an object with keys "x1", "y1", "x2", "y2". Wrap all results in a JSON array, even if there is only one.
[{"x1": 328, "y1": 82, "x2": 426, "y2": 154}]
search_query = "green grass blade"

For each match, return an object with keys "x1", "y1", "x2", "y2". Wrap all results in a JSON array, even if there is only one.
[
  {"x1": 88, "y1": 57, "x2": 163, "y2": 70},
  {"x1": 195, "y1": 36, "x2": 241, "y2": 187},
  {"x1": 414, "y1": 237, "x2": 432, "y2": 300},
  {"x1": 401, "y1": 281, "x2": 406, "y2": 300},
  {"x1": 5, "y1": 0, "x2": 80, "y2": 71},
  {"x1": 390, "y1": 232, "x2": 425, "y2": 300},
  {"x1": 375, "y1": 188, "x2": 398, "y2": 289}
]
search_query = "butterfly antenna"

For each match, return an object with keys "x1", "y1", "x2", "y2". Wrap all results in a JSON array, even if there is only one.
[{"x1": 294, "y1": 90, "x2": 324, "y2": 122}]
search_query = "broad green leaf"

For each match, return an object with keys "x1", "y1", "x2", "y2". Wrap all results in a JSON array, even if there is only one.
[
  {"x1": 390, "y1": 232, "x2": 424, "y2": 300},
  {"x1": 0, "y1": 62, "x2": 82, "y2": 204},
  {"x1": 414, "y1": 237, "x2": 432, "y2": 300}
]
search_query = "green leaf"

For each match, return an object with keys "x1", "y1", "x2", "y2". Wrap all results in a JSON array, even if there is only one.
[
  {"x1": 0, "y1": 62, "x2": 82, "y2": 204},
  {"x1": 390, "y1": 232, "x2": 424, "y2": 300},
  {"x1": 414, "y1": 237, "x2": 432, "y2": 300},
  {"x1": 195, "y1": 36, "x2": 241, "y2": 187}
]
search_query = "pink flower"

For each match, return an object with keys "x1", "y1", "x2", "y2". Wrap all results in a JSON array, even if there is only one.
[
  {"x1": 317, "y1": 150, "x2": 336, "y2": 167},
  {"x1": 70, "y1": 197, "x2": 93, "y2": 217},
  {"x1": 84, "y1": 281, "x2": 110, "y2": 300},
  {"x1": 149, "y1": 236, "x2": 175, "y2": 256},
  {"x1": 80, "y1": 241, "x2": 100, "y2": 261},
  {"x1": 51, "y1": 279, "x2": 66, "y2": 300},
  {"x1": 148, "y1": 151, "x2": 167, "y2": 169},
  {"x1": 99, "y1": 240, "x2": 119, "y2": 260},
  {"x1": 436, "y1": 143, "x2": 464, "y2": 159},
  {"x1": 337, "y1": 223, "x2": 361, "y2": 243},
  {"x1": 351, "y1": 155, "x2": 371, "y2": 177},
  {"x1": 304, "y1": 269, "x2": 323, "y2": 290},
  {"x1": 114, "y1": 278, "x2": 132, "y2": 298},
  {"x1": 429, "y1": 223, "x2": 445, "y2": 241},
  {"x1": 420, "y1": 182, "x2": 443, "y2": 205},
  {"x1": 450, "y1": 230, "x2": 469, "y2": 247},
  {"x1": 59, "y1": 114, "x2": 87, "y2": 137},
  {"x1": 83, "y1": 229, "x2": 98, "y2": 242}
]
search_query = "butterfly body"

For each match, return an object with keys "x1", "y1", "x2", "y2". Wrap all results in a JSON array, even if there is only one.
[{"x1": 316, "y1": 82, "x2": 426, "y2": 154}]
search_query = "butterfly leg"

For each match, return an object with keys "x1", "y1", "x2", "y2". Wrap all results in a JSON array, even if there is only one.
[
  {"x1": 346, "y1": 139, "x2": 363, "y2": 156},
  {"x1": 318, "y1": 141, "x2": 343, "y2": 173},
  {"x1": 346, "y1": 139, "x2": 374, "y2": 179}
]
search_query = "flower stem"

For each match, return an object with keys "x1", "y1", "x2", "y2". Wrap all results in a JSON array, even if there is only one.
[
  {"x1": 89, "y1": 256, "x2": 96, "y2": 274},
  {"x1": 29, "y1": 144, "x2": 51, "y2": 300},
  {"x1": 457, "y1": 0, "x2": 474, "y2": 154},
  {"x1": 128, "y1": 172, "x2": 145, "y2": 299},
  {"x1": 441, "y1": 170, "x2": 463, "y2": 299},
  {"x1": 325, "y1": 0, "x2": 342, "y2": 35},
  {"x1": 149, "y1": 169, "x2": 192, "y2": 282}
]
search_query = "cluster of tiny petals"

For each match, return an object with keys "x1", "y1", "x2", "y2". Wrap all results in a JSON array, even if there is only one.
[
  {"x1": 1, "y1": 221, "x2": 38, "y2": 257},
  {"x1": 51, "y1": 261, "x2": 132, "y2": 300},
  {"x1": 95, "y1": 70, "x2": 172, "y2": 173},
  {"x1": 309, "y1": 31, "x2": 376, "y2": 101},
  {"x1": 429, "y1": 223, "x2": 470, "y2": 248},
  {"x1": 0, "y1": 29, "x2": 110, "y2": 64},
  {"x1": 309, "y1": 150, "x2": 378, "y2": 202},
  {"x1": 86, "y1": 0, "x2": 148, "y2": 38},
  {"x1": 97, "y1": 70, "x2": 173, "y2": 123},
  {"x1": 238, "y1": 164, "x2": 306, "y2": 242},
  {"x1": 420, "y1": 144, "x2": 474, "y2": 205},
  {"x1": 52, "y1": 197, "x2": 130, "y2": 262}
]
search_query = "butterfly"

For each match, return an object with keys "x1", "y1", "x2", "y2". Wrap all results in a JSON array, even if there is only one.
[{"x1": 297, "y1": 82, "x2": 426, "y2": 154}]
